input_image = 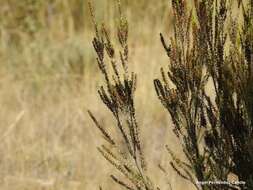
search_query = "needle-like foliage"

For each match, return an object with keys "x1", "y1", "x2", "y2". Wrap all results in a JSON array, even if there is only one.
[
  {"x1": 155, "y1": 0, "x2": 253, "y2": 189},
  {"x1": 88, "y1": 1, "x2": 156, "y2": 190}
]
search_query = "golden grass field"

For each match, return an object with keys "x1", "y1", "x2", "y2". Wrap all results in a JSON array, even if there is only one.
[{"x1": 0, "y1": 0, "x2": 206, "y2": 189}]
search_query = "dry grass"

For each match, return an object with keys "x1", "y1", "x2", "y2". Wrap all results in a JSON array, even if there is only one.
[{"x1": 0, "y1": 0, "x2": 197, "y2": 189}]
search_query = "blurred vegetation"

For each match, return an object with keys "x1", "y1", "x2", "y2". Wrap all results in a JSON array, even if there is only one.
[
  {"x1": 0, "y1": 0, "x2": 169, "y2": 33},
  {"x1": 0, "y1": 0, "x2": 171, "y2": 91}
]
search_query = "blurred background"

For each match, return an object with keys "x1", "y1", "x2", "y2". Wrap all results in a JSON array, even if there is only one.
[{"x1": 0, "y1": 0, "x2": 195, "y2": 189}]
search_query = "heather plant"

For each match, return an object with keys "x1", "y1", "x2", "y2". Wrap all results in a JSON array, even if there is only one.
[
  {"x1": 155, "y1": 0, "x2": 253, "y2": 189},
  {"x1": 88, "y1": 2, "x2": 156, "y2": 190},
  {"x1": 89, "y1": 0, "x2": 253, "y2": 190}
]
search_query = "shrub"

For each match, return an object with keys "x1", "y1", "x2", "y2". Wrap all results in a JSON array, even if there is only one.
[{"x1": 88, "y1": 0, "x2": 253, "y2": 189}]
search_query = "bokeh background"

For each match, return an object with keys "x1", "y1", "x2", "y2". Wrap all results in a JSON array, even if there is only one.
[{"x1": 0, "y1": 0, "x2": 196, "y2": 189}]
